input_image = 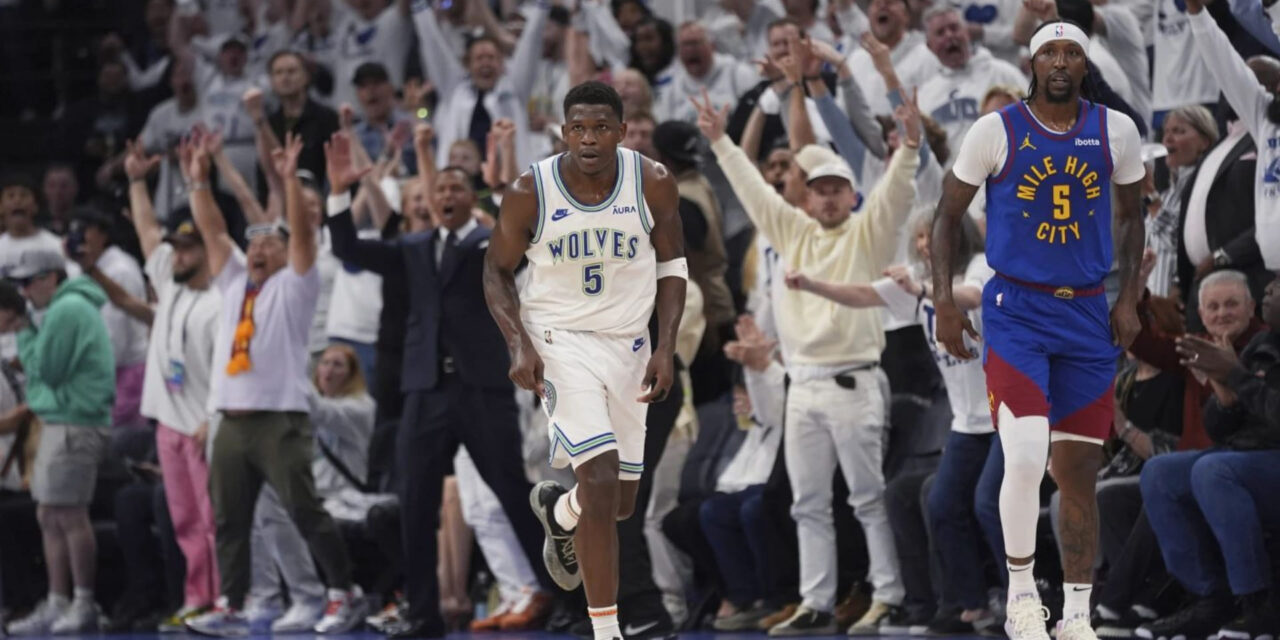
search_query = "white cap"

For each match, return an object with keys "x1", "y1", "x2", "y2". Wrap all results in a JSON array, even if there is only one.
[
  {"x1": 805, "y1": 162, "x2": 856, "y2": 189},
  {"x1": 1029, "y1": 21, "x2": 1090, "y2": 59}
]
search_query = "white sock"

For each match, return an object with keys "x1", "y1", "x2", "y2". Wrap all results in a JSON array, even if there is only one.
[
  {"x1": 1008, "y1": 560, "x2": 1037, "y2": 599},
  {"x1": 1063, "y1": 583, "x2": 1092, "y2": 620},
  {"x1": 72, "y1": 586, "x2": 94, "y2": 606},
  {"x1": 49, "y1": 592, "x2": 70, "y2": 609},
  {"x1": 997, "y1": 408, "x2": 1050, "y2": 561},
  {"x1": 554, "y1": 486, "x2": 581, "y2": 532},
  {"x1": 588, "y1": 605, "x2": 620, "y2": 640}
]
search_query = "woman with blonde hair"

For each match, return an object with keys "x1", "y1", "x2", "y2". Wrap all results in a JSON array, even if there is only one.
[{"x1": 1150, "y1": 105, "x2": 1218, "y2": 298}]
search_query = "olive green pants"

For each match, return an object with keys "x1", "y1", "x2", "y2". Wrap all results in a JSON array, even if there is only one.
[{"x1": 209, "y1": 411, "x2": 351, "y2": 607}]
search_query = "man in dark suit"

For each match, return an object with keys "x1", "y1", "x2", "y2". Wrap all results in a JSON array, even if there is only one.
[
  {"x1": 1176, "y1": 122, "x2": 1271, "y2": 330},
  {"x1": 327, "y1": 167, "x2": 552, "y2": 639}
]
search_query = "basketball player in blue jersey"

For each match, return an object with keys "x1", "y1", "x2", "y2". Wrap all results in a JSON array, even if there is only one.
[
  {"x1": 483, "y1": 82, "x2": 687, "y2": 640},
  {"x1": 930, "y1": 21, "x2": 1147, "y2": 640}
]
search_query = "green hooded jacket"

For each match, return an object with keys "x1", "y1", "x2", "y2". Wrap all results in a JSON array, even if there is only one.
[{"x1": 18, "y1": 276, "x2": 116, "y2": 427}]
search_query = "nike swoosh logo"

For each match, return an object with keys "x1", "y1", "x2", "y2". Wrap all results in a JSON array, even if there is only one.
[
  {"x1": 624, "y1": 622, "x2": 659, "y2": 636},
  {"x1": 1072, "y1": 586, "x2": 1092, "y2": 592},
  {"x1": 551, "y1": 208, "x2": 572, "y2": 221}
]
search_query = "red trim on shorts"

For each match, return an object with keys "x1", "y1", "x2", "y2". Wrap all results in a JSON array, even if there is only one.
[
  {"x1": 1052, "y1": 383, "x2": 1115, "y2": 441},
  {"x1": 984, "y1": 345, "x2": 1050, "y2": 428}
]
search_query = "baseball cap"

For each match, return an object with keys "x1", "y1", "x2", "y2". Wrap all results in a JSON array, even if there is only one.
[
  {"x1": 164, "y1": 210, "x2": 204, "y2": 246},
  {"x1": 805, "y1": 162, "x2": 857, "y2": 189},
  {"x1": 6, "y1": 247, "x2": 66, "y2": 281},
  {"x1": 651, "y1": 121, "x2": 701, "y2": 166},
  {"x1": 794, "y1": 144, "x2": 843, "y2": 175},
  {"x1": 352, "y1": 62, "x2": 391, "y2": 87},
  {"x1": 220, "y1": 33, "x2": 250, "y2": 52}
]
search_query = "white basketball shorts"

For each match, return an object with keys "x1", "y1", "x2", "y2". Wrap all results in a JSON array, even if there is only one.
[{"x1": 527, "y1": 322, "x2": 650, "y2": 481}]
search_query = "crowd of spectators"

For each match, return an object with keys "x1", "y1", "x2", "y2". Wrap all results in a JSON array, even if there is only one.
[{"x1": 0, "y1": 0, "x2": 1277, "y2": 639}]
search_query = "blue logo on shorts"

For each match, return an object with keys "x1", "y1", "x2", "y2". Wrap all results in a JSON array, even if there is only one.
[{"x1": 632, "y1": 337, "x2": 645, "y2": 352}]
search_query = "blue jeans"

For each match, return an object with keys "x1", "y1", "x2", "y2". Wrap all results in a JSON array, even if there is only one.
[
  {"x1": 700, "y1": 486, "x2": 770, "y2": 608},
  {"x1": 973, "y1": 433, "x2": 1007, "y2": 587},
  {"x1": 1140, "y1": 449, "x2": 1280, "y2": 596},
  {"x1": 928, "y1": 431, "x2": 998, "y2": 609}
]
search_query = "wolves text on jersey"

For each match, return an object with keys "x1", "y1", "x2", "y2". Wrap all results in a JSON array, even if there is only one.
[{"x1": 546, "y1": 227, "x2": 643, "y2": 264}]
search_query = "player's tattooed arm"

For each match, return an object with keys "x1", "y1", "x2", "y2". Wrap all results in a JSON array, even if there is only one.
[
  {"x1": 930, "y1": 172, "x2": 982, "y2": 360},
  {"x1": 484, "y1": 171, "x2": 545, "y2": 393},
  {"x1": 1111, "y1": 178, "x2": 1146, "y2": 348},
  {"x1": 639, "y1": 157, "x2": 687, "y2": 404}
]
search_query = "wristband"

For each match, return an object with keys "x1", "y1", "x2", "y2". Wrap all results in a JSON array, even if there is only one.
[
  {"x1": 656, "y1": 258, "x2": 689, "y2": 281},
  {"x1": 188, "y1": 181, "x2": 210, "y2": 192}
]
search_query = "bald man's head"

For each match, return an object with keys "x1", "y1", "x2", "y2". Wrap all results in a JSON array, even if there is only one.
[{"x1": 1247, "y1": 55, "x2": 1280, "y2": 92}]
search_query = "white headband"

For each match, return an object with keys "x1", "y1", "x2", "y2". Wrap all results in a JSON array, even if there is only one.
[{"x1": 1029, "y1": 22, "x2": 1090, "y2": 59}]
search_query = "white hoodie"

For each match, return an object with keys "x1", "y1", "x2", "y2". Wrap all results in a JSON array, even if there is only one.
[{"x1": 917, "y1": 46, "x2": 1027, "y2": 168}]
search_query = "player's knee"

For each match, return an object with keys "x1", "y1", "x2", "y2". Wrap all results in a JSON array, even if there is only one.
[{"x1": 575, "y1": 457, "x2": 620, "y2": 516}]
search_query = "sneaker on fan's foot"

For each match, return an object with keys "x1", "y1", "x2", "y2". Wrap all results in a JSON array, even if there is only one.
[
  {"x1": 50, "y1": 600, "x2": 99, "y2": 635},
  {"x1": 159, "y1": 605, "x2": 211, "y2": 633},
  {"x1": 271, "y1": 598, "x2": 326, "y2": 633},
  {"x1": 1134, "y1": 596, "x2": 1235, "y2": 640},
  {"x1": 314, "y1": 587, "x2": 369, "y2": 634},
  {"x1": 768, "y1": 606, "x2": 838, "y2": 637},
  {"x1": 529, "y1": 481, "x2": 581, "y2": 591},
  {"x1": 1005, "y1": 593, "x2": 1051, "y2": 640},
  {"x1": 6, "y1": 597, "x2": 69, "y2": 636},
  {"x1": 1217, "y1": 592, "x2": 1279, "y2": 640},
  {"x1": 186, "y1": 601, "x2": 250, "y2": 638}
]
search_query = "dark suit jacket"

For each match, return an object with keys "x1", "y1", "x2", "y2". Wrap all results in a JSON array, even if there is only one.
[
  {"x1": 1176, "y1": 133, "x2": 1272, "y2": 325},
  {"x1": 327, "y1": 209, "x2": 512, "y2": 392}
]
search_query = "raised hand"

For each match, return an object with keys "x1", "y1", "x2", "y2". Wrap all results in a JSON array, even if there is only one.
[
  {"x1": 181, "y1": 129, "x2": 212, "y2": 183},
  {"x1": 689, "y1": 89, "x2": 730, "y2": 142},
  {"x1": 339, "y1": 103, "x2": 356, "y2": 131},
  {"x1": 324, "y1": 131, "x2": 372, "y2": 194},
  {"x1": 789, "y1": 36, "x2": 821, "y2": 79},
  {"x1": 124, "y1": 139, "x2": 162, "y2": 182},
  {"x1": 893, "y1": 87, "x2": 923, "y2": 147},
  {"x1": 242, "y1": 87, "x2": 266, "y2": 122},
  {"x1": 413, "y1": 122, "x2": 435, "y2": 156},
  {"x1": 1023, "y1": 0, "x2": 1059, "y2": 21},
  {"x1": 808, "y1": 38, "x2": 845, "y2": 66},
  {"x1": 861, "y1": 32, "x2": 893, "y2": 75},
  {"x1": 883, "y1": 264, "x2": 923, "y2": 295},
  {"x1": 273, "y1": 132, "x2": 304, "y2": 183},
  {"x1": 386, "y1": 119, "x2": 413, "y2": 153}
]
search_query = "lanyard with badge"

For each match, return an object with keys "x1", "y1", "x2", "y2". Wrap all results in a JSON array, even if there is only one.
[{"x1": 164, "y1": 289, "x2": 200, "y2": 393}]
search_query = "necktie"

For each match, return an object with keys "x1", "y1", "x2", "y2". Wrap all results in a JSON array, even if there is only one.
[
  {"x1": 439, "y1": 230, "x2": 460, "y2": 271},
  {"x1": 469, "y1": 89, "x2": 492, "y2": 161}
]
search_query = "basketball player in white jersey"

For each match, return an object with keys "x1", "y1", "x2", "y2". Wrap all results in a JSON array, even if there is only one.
[{"x1": 483, "y1": 81, "x2": 687, "y2": 640}]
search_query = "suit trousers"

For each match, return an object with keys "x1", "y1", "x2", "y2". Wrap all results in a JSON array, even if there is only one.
[{"x1": 398, "y1": 377, "x2": 549, "y2": 630}]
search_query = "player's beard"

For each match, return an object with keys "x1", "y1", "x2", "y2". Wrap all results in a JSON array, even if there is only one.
[{"x1": 173, "y1": 265, "x2": 200, "y2": 284}]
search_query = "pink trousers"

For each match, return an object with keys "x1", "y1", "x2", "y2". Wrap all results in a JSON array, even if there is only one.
[
  {"x1": 114, "y1": 363, "x2": 148, "y2": 429},
  {"x1": 156, "y1": 423, "x2": 219, "y2": 607}
]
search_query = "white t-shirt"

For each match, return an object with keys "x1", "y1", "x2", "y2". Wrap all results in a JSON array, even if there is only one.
[
  {"x1": 1153, "y1": 0, "x2": 1220, "y2": 110},
  {"x1": 140, "y1": 98, "x2": 207, "y2": 220},
  {"x1": 325, "y1": 228, "x2": 383, "y2": 345},
  {"x1": 917, "y1": 47, "x2": 1027, "y2": 170},
  {"x1": 951, "y1": 105, "x2": 1146, "y2": 187},
  {"x1": 197, "y1": 62, "x2": 259, "y2": 195},
  {"x1": 873, "y1": 255, "x2": 996, "y2": 434},
  {"x1": 310, "y1": 231, "x2": 339, "y2": 354},
  {"x1": 331, "y1": 5, "x2": 413, "y2": 110},
  {"x1": 141, "y1": 243, "x2": 222, "y2": 435},
  {"x1": 97, "y1": 246, "x2": 149, "y2": 367},
  {"x1": 211, "y1": 254, "x2": 321, "y2": 412}
]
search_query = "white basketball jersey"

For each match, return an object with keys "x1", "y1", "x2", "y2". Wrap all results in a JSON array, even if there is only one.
[{"x1": 520, "y1": 148, "x2": 657, "y2": 336}]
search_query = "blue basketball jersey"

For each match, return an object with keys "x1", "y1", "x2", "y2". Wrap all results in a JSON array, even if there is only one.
[{"x1": 985, "y1": 100, "x2": 1115, "y2": 286}]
